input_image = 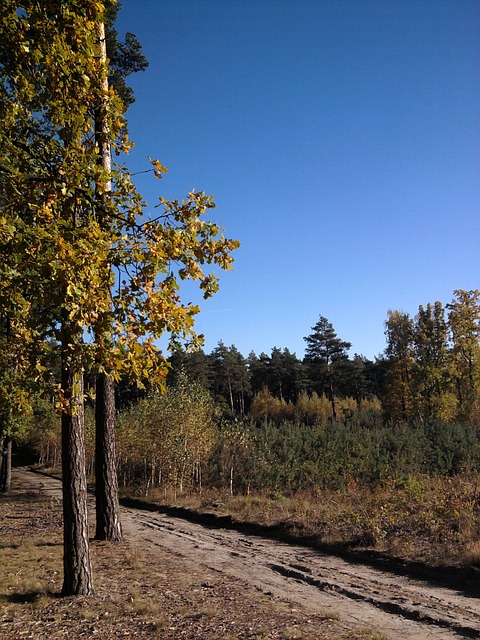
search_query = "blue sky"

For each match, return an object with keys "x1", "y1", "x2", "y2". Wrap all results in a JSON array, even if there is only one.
[{"x1": 115, "y1": 0, "x2": 480, "y2": 360}]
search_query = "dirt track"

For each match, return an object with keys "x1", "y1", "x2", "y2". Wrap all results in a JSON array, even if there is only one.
[{"x1": 13, "y1": 468, "x2": 480, "y2": 640}]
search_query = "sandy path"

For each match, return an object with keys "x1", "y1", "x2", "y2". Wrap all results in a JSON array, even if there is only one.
[{"x1": 13, "y1": 468, "x2": 480, "y2": 640}]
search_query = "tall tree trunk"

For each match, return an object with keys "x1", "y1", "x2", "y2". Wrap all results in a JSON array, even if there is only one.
[
  {"x1": 0, "y1": 443, "x2": 3, "y2": 490},
  {"x1": 227, "y1": 375, "x2": 234, "y2": 412},
  {"x1": 327, "y1": 369, "x2": 337, "y2": 421},
  {"x1": 61, "y1": 353, "x2": 94, "y2": 596},
  {"x1": 95, "y1": 373, "x2": 122, "y2": 541},
  {"x1": 1, "y1": 436, "x2": 12, "y2": 493},
  {"x1": 93, "y1": 21, "x2": 122, "y2": 542},
  {"x1": 2, "y1": 318, "x2": 13, "y2": 493}
]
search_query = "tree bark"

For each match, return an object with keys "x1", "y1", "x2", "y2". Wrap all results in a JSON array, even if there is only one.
[
  {"x1": 61, "y1": 356, "x2": 94, "y2": 596},
  {"x1": 95, "y1": 373, "x2": 122, "y2": 541},
  {"x1": 93, "y1": 20, "x2": 122, "y2": 542},
  {"x1": 327, "y1": 367, "x2": 337, "y2": 422},
  {"x1": 1, "y1": 436, "x2": 12, "y2": 493}
]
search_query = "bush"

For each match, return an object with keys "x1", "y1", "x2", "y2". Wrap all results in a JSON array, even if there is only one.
[
  {"x1": 205, "y1": 415, "x2": 480, "y2": 493},
  {"x1": 117, "y1": 374, "x2": 219, "y2": 494}
]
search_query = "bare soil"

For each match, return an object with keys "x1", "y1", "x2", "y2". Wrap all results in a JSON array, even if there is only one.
[{"x1": 2, "y1": 468, "x2": 480, "y2": 640}]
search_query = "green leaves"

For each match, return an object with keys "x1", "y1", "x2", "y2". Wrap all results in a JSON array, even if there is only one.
[
  {"x1": 1, "y1": 0, "x2": 239, "y2": 409},
  {"x1": 383, "y1": 292, "x2": 480, "y2": 424}
]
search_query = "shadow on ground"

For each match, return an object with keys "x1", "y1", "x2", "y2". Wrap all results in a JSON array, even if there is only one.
[{"x1": 120, "y1": 495, "x2": 480, "y2": 598}]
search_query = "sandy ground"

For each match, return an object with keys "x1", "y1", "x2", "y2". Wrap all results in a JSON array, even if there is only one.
[{"x1": 11, "y1": 467, "x2": 480, "y2": 640}]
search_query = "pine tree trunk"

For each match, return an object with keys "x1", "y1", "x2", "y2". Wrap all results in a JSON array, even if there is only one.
[
  {"x1": 328, "y1": 375, "x2": 337, "y2": 421},
  {"x1": 95, "y1": 373, "x2": 122, "y2": 541},
  {"x1": 61, "y1": 356, "x2": 94, "y2": 596},
  {"x1": 0, "y1": 443, "x2": 4, "y2": 490},
  {"x1": 1, "y1": 317, "x2": 13, "y2": 493},
  {"x1": 228, "y1": 376, "x2": 234, "y2": 412}
]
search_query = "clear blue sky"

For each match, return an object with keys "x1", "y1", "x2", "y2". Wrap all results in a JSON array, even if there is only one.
[{"x1": 115, "y1": 0, "x2": 480, "y2": 360}]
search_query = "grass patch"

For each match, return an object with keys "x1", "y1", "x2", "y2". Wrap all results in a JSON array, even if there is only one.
[
  {"x1": 6, "y1": 472, "x2": 453, "y2": 640},
  {"x1": 340, "y1": 630, "x2": 388, "y2": 640}
]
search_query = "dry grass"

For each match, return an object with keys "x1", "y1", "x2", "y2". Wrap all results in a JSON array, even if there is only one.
[
  {"x1": 8, "y1": 469, "x2": 476, "y2": 639},
  {"x1": 1, "y1": 484, "x2": 375, "y2": 640},
  {"x1": 145, "y1": 473, "x2": 480, "y2": 567},
  {"x1": 463, "y1": 540, "x2": 480, "y2": 566}
]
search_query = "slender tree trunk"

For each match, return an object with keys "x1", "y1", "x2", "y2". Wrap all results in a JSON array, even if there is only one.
[
  {"x1": 0, "y1": 436, "x2": 10, "y2": 493},
  {"x1": 227, "y1": 376, "x2": 234, "y2": 412},
  {"x1": 2, "y1": 319, "x2": 13, "y2": 493},
  {"x1": 95, "y1": 374, "x2": 122, "y2": 540},
  {"x1": 93, "y1": 21, "x2": 122, "y2": 542},
  {"x1": 327, "y1": 372, "x2": 337, "y2": 421},
  {"x1": 2, "y1": 436, "x2": 12, "y2": 493},
  {"x1": 61, "y1": 354, "x2": 94, "y2": 596}
]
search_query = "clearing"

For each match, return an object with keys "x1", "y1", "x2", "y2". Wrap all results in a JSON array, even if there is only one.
[{"x1": 1, "y1": 467, "x2": 479, "y2": 639}]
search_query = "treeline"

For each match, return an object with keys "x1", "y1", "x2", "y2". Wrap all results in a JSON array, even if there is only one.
[
  {"x1": 20, "y1": 289, "x2": 480, "y2": 496},
  {"x1": 23, "y1": 381, "x2": 479, "y2": 496},
  {"x1": 162, "y1": 289, "x2": 480, "y2": 426},
  {"x1": 166, "y1": 342, "x2": 379, "y2": 418}
]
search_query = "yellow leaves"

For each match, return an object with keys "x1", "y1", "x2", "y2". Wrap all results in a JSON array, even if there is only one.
[
  {"x1": 199, "y1": 273, "x2": 219, "y2": 299},
  {"x1": 0, "y1": 1, "x2": 239, "y2": 398},
  {"x1": 99, "y1": 336, "x2": 166, "y2": 387},
  {"x1": 0, "y1": 216, "x2": 16, "y2": 242},
  {"x1": 118, "y1": 132, "x2": 134, "y2": 154},
  {"x1": 148, "y1": 156, "x2": 168, "y2": 179},
  {"x1": 38, "y1": 202, "x2": 55, "y2": 220},
  {"x1": 179, "y1": 260, "x2": 203, "y2": 281}
]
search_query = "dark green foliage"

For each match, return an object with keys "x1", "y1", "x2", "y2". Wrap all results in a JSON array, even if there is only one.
[
  {"x1": 105, "y1": 0, "x2": 148, "y2": 109},
  {"x1": 205, "y1": 418, "x2": 261, "y2": 494},
  {"x1": 207, "y1": 415, "x2": 480, "y2": 493},
  {"x1": 210, "y1": 342, "x2": 251, "y2": 413},
  {"x1": 249, "y1": 347, "x2": 307, "y2": 402},
  {"x1": 423, "y1": 420, "x2": 479, "y2": 475},
  {"x1": 303, "y1": 316, "x2": 352, "y2": 420},
  {"x1": 167, "y1": 347, "x2": 212, "y2": 390}
]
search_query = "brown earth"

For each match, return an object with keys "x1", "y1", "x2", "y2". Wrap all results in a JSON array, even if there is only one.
[{"x1": 1, "y1": 468, "x2": 479, "y2": 640}]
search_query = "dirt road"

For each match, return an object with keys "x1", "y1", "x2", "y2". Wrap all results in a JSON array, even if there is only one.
[{"x1": 13, "y1": 468, "x2": 480, "y2": 640}]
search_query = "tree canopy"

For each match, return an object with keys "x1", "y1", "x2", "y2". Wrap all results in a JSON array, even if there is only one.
[
  {"x1": 0, "y1": 0, "x2": 239, "y2": 594},
  {"x1": 0, "y1": 0, "x2": 240, "y2": 398}
]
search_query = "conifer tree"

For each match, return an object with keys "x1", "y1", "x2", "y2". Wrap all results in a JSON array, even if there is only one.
[{"x1": 304, "y1": 316, "x2": 351, "y2": 420}]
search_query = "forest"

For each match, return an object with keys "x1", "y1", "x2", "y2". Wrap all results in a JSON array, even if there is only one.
[
  {"x1": 17, "y1": 289, "x2": 480, "y2": 498},
  {"x1": 0, "y1": 0, "x2": 479, "y2": 603},
  {"x1": 8, "y1": 287, "x2": 480, "y2": 575}
]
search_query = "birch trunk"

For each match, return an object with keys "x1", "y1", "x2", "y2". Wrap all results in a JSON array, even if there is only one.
[{"x1": 94, "y1": 20, "x2": 122, "y2": 542}]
